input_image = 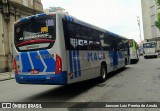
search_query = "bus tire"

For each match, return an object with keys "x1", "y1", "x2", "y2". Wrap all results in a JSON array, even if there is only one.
[
  {"x1": 135, "y1": 59, "x2": 138, "y2": 63},
  {"x1": 99, "y1": 64, "x2": 107, "y2": 82}
]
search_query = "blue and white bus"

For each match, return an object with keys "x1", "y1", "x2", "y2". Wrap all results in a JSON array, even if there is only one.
[{"x1": 13, "y1": 12, "x2": 130, "y2": 85}]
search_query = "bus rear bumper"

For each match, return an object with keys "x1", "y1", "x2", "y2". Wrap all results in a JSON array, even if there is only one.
[
  {"x1": 15, "y1": 71, "x2": 67, "y2": 85},
  {"x1": 144, "y1": 53, "x2": 158, "y2": 57}
]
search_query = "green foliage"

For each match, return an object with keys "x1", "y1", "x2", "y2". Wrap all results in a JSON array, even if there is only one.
[
  {"x1": 156, "y1": 0, "x2": 160, "y2": 8},
  {"x1": 155, "y1": 13, "x2": 160, "y2": 29},
  {"x1": 155, "y1": 0, "x2": 160, "y2": 30}
]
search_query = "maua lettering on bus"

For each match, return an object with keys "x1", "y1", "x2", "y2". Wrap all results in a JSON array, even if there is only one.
[{"x1": 88, "y1": 52, "x2": 105, "y2": 62}]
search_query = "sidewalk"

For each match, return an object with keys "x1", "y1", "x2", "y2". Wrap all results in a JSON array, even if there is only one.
[{"x1": 0, "y1": 71, "x2": 15, "y2": 81}]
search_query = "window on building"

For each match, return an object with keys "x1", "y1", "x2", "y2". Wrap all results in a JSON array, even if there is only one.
[
  {"x1": 31, "y1": 0, "x2": 33, "y2": 5},
  {"x1": 22, "y1": 0, "x2": 29, "y2": 7}
]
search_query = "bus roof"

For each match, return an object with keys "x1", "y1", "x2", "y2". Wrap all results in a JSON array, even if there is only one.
[
  {"x1": 15, "y1": 12, "x2": 128, "y2": 40},
  {"x1": 60, "y1": 12, "x2": 127, "y2": 40}
]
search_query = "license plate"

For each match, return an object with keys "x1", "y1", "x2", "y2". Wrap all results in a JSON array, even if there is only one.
[{"x1": 30, "y1": 69, "x2": 39, "y2": 74}]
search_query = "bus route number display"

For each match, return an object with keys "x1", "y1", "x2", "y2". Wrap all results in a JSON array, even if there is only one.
[{"x1": 46, "y1": 19, "x2": 54, "y2": 27}]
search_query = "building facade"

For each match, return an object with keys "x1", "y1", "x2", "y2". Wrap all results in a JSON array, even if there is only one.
[
  {"x1": 0, "y1": 0, "x2": 43, "y2": 72},
  {"x1": 141, "y1": 0, "x2": 160, "y2": 49},
  {"x1": 44, "y1": 6, "x2": 68, "y2": 14}
]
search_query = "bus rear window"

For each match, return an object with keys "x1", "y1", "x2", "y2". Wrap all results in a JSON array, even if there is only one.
[
  {"x1": 143, "y1": 42, "x2": 156, "y2": 48},
  {"x1": 14, "y1": 17, "x2": 56, "y2": 52}
]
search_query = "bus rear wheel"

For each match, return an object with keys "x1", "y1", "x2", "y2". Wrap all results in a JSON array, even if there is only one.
[{"x1": 99, "y1": 64, "x2": 107, "y2": 82}]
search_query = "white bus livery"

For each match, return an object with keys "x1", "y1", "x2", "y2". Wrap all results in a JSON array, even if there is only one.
[
  {"x1": 143, "y1": 41, "x2": 158, "y2": 58},
  {"x1": 13, "y1": 12, "x2": 130, "y2": 85},
  {"x1": 129, "y1": 39, "x2": 139, "y2": 63}
]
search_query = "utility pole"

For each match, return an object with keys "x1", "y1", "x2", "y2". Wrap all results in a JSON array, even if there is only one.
[{"x1": 137, "y1": 16, "x2": 142, "y2": 42}]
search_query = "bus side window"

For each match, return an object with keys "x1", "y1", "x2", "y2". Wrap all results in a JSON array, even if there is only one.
[
  {"x1": 62, "y1": 20, "x2": 69, "y2": 50},
  {"x1": 63, "y1": 20, "x2": 77, "y2": 50},
  {"x1": 88, "y1": 29, "x2": 101, "y2": 50},
  {"x1": 70, "y1": 38, "x2": 76, "y2": 50},
  {"x1": 77, "y1": 25, "x2": 89, "y2": 50},
  {"x1": 88, "y1": 29, "x2": 94, "y2": 50},
  {"x1": 100, "y1": 33, "x2": 112, "y2": 51},
  {"x1": 118, "y1": 39, "x2": 125, "y2": 51},
  {"x1": 95, "y1": 31, "x2": 102, "y2": 50}
]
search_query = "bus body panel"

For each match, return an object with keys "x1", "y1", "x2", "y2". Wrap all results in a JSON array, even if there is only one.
[
  {"x1": 13, "y1": 13, "x2": 68, "y2": 85},
  {"x1": 15, "y1": 72, "x2": 67, "y2": 85},
  {"x1": 14, "y1": 50, "x2": 56, "y2": 74},
  {"x1": 66, "y1": 50, "x2": 126, "y2": 84},
  {"x1": 66, "y1": 51, "x2": 106, "y2": 84},
  {"x1": 14, "y1": 48, "x2": 68, "y2": 85},
  {"x1": 129, "y1": 39, "x2": 139, "y2": 63}
]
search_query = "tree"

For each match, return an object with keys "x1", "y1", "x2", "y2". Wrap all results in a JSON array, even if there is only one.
[{"x1": 155, "y1": 0, "x2": 160, "y2": 30}]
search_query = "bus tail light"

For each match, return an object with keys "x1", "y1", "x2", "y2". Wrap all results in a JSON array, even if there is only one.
[
  {"x1": 55, "y1": 54, "x2": 62, "y2": 74},
  {"x1": 13, "y1": 58, "x2": 18, "y2": 74}
]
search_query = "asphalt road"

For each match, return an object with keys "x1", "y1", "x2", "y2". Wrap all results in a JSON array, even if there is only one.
[{"x1": 0, "y1": 56, "x2": 160, "y2": 111}]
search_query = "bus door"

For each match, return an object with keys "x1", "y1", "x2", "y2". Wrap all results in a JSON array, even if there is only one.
[{"x1": 112, "y1": 39, "x2": 118, "y2": 70}]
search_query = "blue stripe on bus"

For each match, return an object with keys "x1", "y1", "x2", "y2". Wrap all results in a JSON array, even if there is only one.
[
  {"x1": 64, "y1": 15, "x2": 67, "y2": 20},
  {"x1": 20, "y1": 18, "x2": 28, "y2": 22},
  {"x1": 77, "y1": 50, "x2": 81, "y2": 77},
  {"x1": 67, "y1": 16, "x2": 69, "y2": 21},
  {"x1": 15, "y1": 71, "x2": 67, "y2": 85},
  {"x1": 68, "y1": 16, "x2": 71, "y2": 21},
  {"x1": 64, "y1": 15, "x2": 74, "y2": 22},
  {"x1": 37, "y1": 13, "x2": 47, "y2": 17},
  {"x1": 109, "y1": 51, "x2": 114, "y2": 67},
  {"x1": 66, "y1": 16, "x2": 70, "y2": 21},
  {"x1": 70, "y1": 17, "x2": 74, "y2": 22},
  {"x1": 113, "y1": 51, "x2": 118, "y2": 66},
  {"x1": 39, "y1": 50, "x2": 56, "y2": 72},
  {"x1": 69, "y1": 50, "x2": 73, "y2": 79},
  {"x1": 73, "y1": 50, "x2": 77, "y2": 78},
  {"x1": 21, "y1": 52, "x2": 32, "y2": 72},
  {"x1": 28, "y1": 15, "x2": 36, "y2": 19},
  {"x1": 29, "y1": 51, "x2": 45, "y2": 72}
]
